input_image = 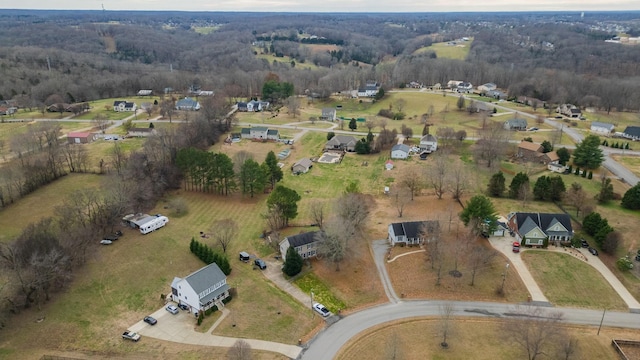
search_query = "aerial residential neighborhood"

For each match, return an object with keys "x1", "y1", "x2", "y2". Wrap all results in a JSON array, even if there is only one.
[{"x1": 1, "y1": 8, "x2": 640, "y2": 360}]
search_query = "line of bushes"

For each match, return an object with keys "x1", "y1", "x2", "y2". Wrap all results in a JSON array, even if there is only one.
[{"x1": 189, "y1": 237, "x2": 231, "y2": 275}]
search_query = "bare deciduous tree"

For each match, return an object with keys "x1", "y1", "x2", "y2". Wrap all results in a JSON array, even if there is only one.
[
  {"x1": 474, "y1": 122, "x2": 511, "y2": 169},
  {"x1": 447, "y1": 161, "x2": 467, "y2": 201},
  {"x1": 392, "y1": 187, "x2": 411, "y2": 218},
  {"x1": 364, "y1": 119, "x2": 377, "y2": 132},
  {"x1": 335, "y1": 193, "x2": 370, "y2": 232},
  {"x1": 438, "y1": 302, "x2": 455, "y2": 348},
  {"x1": 227, "y1": 339, "x2": 252, "y2": 360},
  {"x1": 429, "y1": 151, "x2": 448, "y2": 199},
  {"x1": 399, "y1": 167, "x2": 423, "y2": 201},
  {"x1": 467, "y1": 244, "x2": 497, "y2": 286},
  {"x1": 316, "y1": 218, "x2": 350, "y2": 271},
  {"x1": 503, "y1": 305, "x2": 564, "y2": 360},
  {"x1": 93, "y1": 113, "x2": 109, "y2": 134},
  {"x1": 211, "y1": 219, "x2": 238, "y2": 253},
  {"x1": 286, "y1": 96, "x2": 300, "y2": 118},
  {"x1": 557, "y1": 334, "x2": 579, "y2": 360},
  {"x1": 309, "y1": 200, "x2": 326, "y2": 230}
]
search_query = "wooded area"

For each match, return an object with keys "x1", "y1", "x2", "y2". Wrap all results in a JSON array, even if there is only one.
[{"x1": 0, "y1": 11, "x2": 639, "y2": 112}]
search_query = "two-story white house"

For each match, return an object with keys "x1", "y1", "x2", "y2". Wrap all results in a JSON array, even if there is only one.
[
  {"x1": 170, "y1": 263, "x2": 229, "y2": 314},
  {"x1": 419, "y1": 134, "x2": 438, "y2": 153}
]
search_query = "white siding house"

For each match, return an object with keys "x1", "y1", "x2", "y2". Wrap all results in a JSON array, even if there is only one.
[
  {"x1": 391, "y1": 144, "x2": 410, "y2": 159},
  {"x1": 590, "y1": 122, "x2": 615, "y2": 135},
  {"x1": 170, "y1": 263, "x2": 229, "y2": 314}
]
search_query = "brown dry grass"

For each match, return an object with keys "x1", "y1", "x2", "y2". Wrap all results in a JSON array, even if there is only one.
[{"x1": 337, "y1": 318, "x2": 636, "y2": 360}]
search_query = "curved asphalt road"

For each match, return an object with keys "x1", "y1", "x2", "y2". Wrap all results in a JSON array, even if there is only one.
[{"x1": 301, "y1": 300, "x2": 640, "y2": 360}]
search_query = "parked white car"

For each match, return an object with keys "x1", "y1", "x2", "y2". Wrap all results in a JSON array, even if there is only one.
[
  {"x1": 166, "y1": 304, "x2": 179, "y2": 314},
  {"x1": 313, "y1": 302, "x2": 330, "y2": 317}
]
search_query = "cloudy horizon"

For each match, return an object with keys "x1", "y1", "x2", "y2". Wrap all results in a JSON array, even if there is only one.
[{"x1": 3, "y1": 1, "x2": 640, "y2": 12}]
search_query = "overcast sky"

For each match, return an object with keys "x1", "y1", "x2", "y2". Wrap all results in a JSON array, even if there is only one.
[{"x1": 5, "y1": 1, "x2": 640, "y2": 12}]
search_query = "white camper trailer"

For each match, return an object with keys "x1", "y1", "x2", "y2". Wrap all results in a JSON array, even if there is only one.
[{"x1": 139, "y1": 215, "x2": 169, "y2": 234}]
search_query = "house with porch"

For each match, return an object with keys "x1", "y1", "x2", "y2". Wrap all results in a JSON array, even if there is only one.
[
  {"x1": 240, "y1": 127, "x2": 279, "y2": 141},
  {"x1": 113, "y1": 101, "x2": 137, "y2": 112},
  {"x1": 623, "y1": 126, "x2": 640, "y2": 141},
  {"x1": 170, "y1": 262, "x2": 230, "y2": 314},
  {"x1": 388, "y1": 220, "x2": 440, "y2": 246},
  {"x1": 503, "y1": 117, "x2": 528, "y2": 131},
  {"x1": 507, "y1": 212, "x2": 573, "y2": 247},
  {"x1": 175, "y1": 97, "x2": 201, "y2": 111},
  {"x1": 419, "y1": 134, "x2": 438, "y2": 153},
  {"x1": 279, "y1": 231, "x2": 320, "y2": 260}
]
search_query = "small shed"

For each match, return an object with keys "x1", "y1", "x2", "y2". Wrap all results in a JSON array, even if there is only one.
[{"x1": 385, "y1": 160, "x2": 394, "y2": 170}]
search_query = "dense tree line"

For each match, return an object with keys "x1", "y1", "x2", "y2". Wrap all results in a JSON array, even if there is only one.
[{"x1": 2, "y1": 11, "x2": 638, "y2": 113}]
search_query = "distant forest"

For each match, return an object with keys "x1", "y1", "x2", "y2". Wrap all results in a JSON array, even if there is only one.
[{"x1": 1, "y1": 10, "x2": 640, "y2": 112}]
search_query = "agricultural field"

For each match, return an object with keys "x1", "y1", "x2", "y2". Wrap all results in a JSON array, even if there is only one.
[
  {"x1": 413, "y1": 38, "x2": 472, "y2": 60},
  {"x1": 522, "y1": 251, "x2": 627, "y2": 310},
  {"x1": 337, "y1": 318, "x2": 630, "y2": 360}
]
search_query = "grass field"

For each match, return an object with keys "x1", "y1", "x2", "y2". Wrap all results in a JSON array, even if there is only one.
[
  {"x1": 522, "y1": 251, "x2": 626, "y2": 310},
  {"x1": 337, "y1": 318, "x2": 631, "y2": 360},
  {"x1": 0, "y1": 184, "x2": 320, "y2": 358},
  {"x1": 3, "y1": 106, "x2": 640, "y2": 358},
  {"x1": 414, "y1": 39, "x2": 472, "y2": 60},
  {"x1": 0, "y1": 121, "x2": 95, "y2": 159},
  {"x1": 612, "y1": 155, "x2": 640, "y2": 178}
]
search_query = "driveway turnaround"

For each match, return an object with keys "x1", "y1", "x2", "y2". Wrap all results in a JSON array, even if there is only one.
[{"x1": 131, "y1": 305, "x2": 302, "y2": 359}]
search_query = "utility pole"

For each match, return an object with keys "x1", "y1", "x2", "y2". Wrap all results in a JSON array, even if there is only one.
[{"x1": 500, "y1": 263, "x2": 510, "y2": 294}]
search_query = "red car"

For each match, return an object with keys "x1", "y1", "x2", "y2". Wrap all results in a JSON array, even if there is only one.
[{"x1": 512, "y1": 242, "x2": 520, "y2": 253}]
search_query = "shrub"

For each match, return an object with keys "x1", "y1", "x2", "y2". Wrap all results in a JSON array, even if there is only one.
[{"x1": 617, "y1": 257, "x2": 633, "y2": 271}]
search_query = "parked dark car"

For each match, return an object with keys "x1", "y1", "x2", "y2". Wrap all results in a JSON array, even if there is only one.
[
  {"x1": 254, "y1": 259, "x2": 267, "y2": 270},
  {"x1": 178, "y1": 303, "x2": 189, "y2": 311},
  {"x1": 581, "y1": 239, "x2": 589, "y2": 248},
  {"x1": 143, "y1": 316, "x2": 157, "y2": 325},
  {"x1": 239, "y1": 251, "x2": 250, "y2": 262},
  {"x1": 588, "y1": 247, "x2": 598, "y2": 256}
]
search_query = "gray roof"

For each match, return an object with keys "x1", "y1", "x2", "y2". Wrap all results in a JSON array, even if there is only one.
[
  {"x1": 293, "y1": 158, "x2": 313, "y2": 169},
  {"x1": 504, "y1": 118, "x2": 528, "y2": 128},
  {"x1": 241, "y1": 128, "x2": 250, "y2": 134},
  {"x1": 184, "y1": 263, "x2": 227, "y2": 295},
  {"x1": 286, "y1": 231, "x2": 319, "y2": 248},
  {"x1": 391, "y1": 221, "x2": 440, "y2": 239},
  {"x1": 322, "y1": 108, "x2": 336, "y2": 115},
  {"x1": 176, "y1": 98, "x2": 198, "y2": 107},
  {"x1": 624, "y1": 126, "x2": 640, "y2": 138},
  {"x1": 267, "y1": 129, "x2": 279, "y2": 135},
  {"x1": 514, "y1": 212, "x2": 572, "y2": 237},
  {"x1": 327, "y1": 135, "x2": 358, "y2": 146},
  {"x1": 420, "y1": 134, "x2": 437, "y2": 142},
  {"x1": 591, "y1": 122, "x2": 614, "y2": 130},
  {"x1": 392, "y1": 144, "x2": 410, "y2": 153},
  {"x1": 251, "y1": 126, "x2": 268, "y2": 132}
]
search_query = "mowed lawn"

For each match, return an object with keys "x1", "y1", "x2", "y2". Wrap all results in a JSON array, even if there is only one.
[
  {"x1": 337, "y1": 318, "x2": 628, "y2": 360},
  {"x1": 0, "y1": 178, "x2": 320, "y2": 358},
  {"x1": 0, "y1": 173, "x2": 104, "y2": 241},
  {"x1": 522, "y1": 251, "x2": 626, "y2": 310}
]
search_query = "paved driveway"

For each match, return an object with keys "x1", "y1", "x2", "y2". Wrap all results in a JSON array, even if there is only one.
[
  {"x1": 489, "y1": 236, "x2": 640, "y2": 312},
  {"x1": 130, "y1": 303, "x2": 302, "y2": 359}
]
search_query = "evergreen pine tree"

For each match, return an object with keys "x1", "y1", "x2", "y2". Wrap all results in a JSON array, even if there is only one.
[{"x1": 282, "y1": 246, "x2": 304, "y2": 276}]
